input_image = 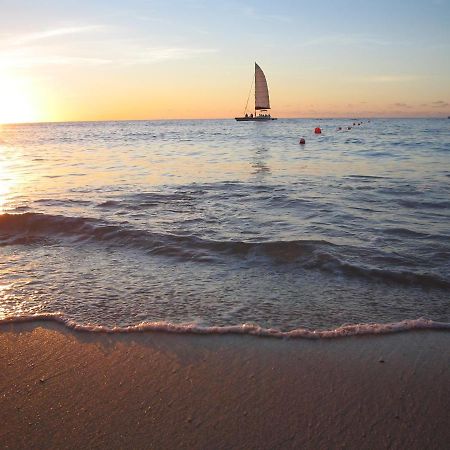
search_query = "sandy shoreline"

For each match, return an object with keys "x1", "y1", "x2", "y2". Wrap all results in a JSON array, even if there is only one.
[{"x1": 1, "y1": 322, "x2": 449, "y2": 449}]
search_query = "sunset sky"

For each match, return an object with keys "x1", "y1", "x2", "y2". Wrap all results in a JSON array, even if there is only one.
[{"x1": 0, "y1": 0, "x2": 449, "y2": 123}]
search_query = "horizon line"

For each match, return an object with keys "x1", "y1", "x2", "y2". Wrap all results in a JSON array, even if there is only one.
[{"x1": 1, "y1": 116, "x2": 449, "y2": 126}]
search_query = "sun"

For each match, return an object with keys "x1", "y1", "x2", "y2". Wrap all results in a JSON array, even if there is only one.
[{"x1": 0, "y1": 74, "x2": 38, "y2": 124}]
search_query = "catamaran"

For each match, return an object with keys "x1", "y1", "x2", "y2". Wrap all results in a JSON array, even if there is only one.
[{"x1": 235, "y1": 63, "x2": 277, "y2": 121}]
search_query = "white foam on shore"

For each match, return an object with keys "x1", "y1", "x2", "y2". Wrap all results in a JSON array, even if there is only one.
[{"x1": 0, "y1": 313, "x2": 448, "y2": 339}]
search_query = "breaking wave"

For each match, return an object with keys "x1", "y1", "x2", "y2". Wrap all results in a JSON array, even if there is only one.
[{"x1": 0, "y1": 313, "x2": 448, "y2": 338}]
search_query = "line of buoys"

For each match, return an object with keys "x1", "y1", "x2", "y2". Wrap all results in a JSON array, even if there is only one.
[
  {"x1": 336, "y1": 120, "x2": 371, "y2": 131},
  {"x1": 300, "y1": 120, "x2": 371, "y2": 144}
]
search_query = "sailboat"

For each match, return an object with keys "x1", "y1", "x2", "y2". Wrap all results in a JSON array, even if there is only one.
[{"x1": 235, "y1": 63, "x2": 277, "y2": 121}]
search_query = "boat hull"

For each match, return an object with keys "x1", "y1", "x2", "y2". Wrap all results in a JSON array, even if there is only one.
[{"x1": 235, "y1": 117, "x2": 277, "y2": 121}]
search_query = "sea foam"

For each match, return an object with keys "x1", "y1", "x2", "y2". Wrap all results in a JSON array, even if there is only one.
[{"x1": 0, "y1": 314, "x2": 448, "y2": 339}]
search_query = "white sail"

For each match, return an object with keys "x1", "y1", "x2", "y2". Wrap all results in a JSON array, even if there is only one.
[{"x1": 255, "y1": 63, "x2": 270, "y2": 110}]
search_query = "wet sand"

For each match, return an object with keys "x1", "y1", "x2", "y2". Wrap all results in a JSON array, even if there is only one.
[{"x1": 0, "y1": 322, "x2": 449, "y2": 449}]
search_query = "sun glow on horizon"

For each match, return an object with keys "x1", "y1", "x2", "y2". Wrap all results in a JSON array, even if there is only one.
[{"x1": 0, "y1": 75, "x2": 39, "y2": 124}]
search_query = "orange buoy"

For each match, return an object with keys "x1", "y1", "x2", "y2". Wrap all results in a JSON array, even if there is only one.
[
  {"x1": 314, "y1": 127, "x2": 322, "y2": 134},
  {"x1": 299, "y1": 138, "x2": 306, "y2": 145}
]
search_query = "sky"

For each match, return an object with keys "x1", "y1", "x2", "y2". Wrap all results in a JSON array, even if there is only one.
[{"x1": 0, "y1": 0, "x2": 449, "y2": 122}]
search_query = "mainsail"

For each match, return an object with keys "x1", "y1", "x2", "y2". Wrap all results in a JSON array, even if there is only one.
[{"x1": 255, "y1": 63, "x2": 270, "y2": 110}]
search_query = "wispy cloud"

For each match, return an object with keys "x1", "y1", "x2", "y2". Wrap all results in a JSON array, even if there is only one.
[
  {"x1": 259, "y1": 13, "x2": 293, "y2": 24},
  {"x1": 234, "y1": 5, "x2": 293, "y2": 23},
  {"x1": 298, "y1": 33, "x2": 396, "y2": 48},
  {"x1": 431, "y1": 100, "x2": 449, "y2": 108},
  {"x1": 393, "y1": 102, "x2": 412, "y2": 108},
  {"x1": 0, "y1": 19, "x2": 218, "y2": 72},
  {"x1": 7, "y1": 25, "x2": 105, "y2": 46},
  {"x1": 123, "y1": 47, "x2": 217, "y2": 64},
  {"x1": 0, "y1": 45, "x2": 217, "y2": 69},
  {"x1": 355, "y1": 75, "x2": 422, "y2": 83},
  {"x1": 0, "y1": 48, "x2": 112, "y2": 69}
]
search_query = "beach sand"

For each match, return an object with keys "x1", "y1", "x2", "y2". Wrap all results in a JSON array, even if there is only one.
[{"x1": 0, "y1": 322, "x2": 448, "y2": 449}]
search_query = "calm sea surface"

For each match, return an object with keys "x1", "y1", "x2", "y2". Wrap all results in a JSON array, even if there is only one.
[{"x1": 0, "y1": 118, "x2": 449, "y2": 334}]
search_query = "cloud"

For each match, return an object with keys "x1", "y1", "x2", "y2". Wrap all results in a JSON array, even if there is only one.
[
  {"x1": 355, "y1": 75, "x2": 421, "y2": 83},
  {"x1": 431, "y1": 100, "x2": 449, "y2": 108},
  {"x1": 0, "y1": 25, "x2": 109, "y2": 68},
  {"x1": 123, "y1": 47, "x2": 218, "y2": 64},
  {"x1": 298, "y1": 34, "x2": 396, "y2": 48},
  {"x1": 393, "y1": 102, "x2": 412, "y2": 108},
  {"x1": 415, "y1": 100, "x2": 449, "y2": 109},
  {"x1": 235, "y1": 5, "x2": 292, "y2": 23},
  {"x1": 0, "y1": 46, "x2": 217, "y2": 69},
  {"x1": 263, "y1": 14, "x2": 293, "y2": 23},
  {"x1": 0, "y1": 51, "x2": 112, "y2": 69},
  {"x1": 0, "y1": 22, "x2": 217, "y2": 71},
  {"x1": 8, "y1": 26, "x2": 105, "y2": 46}
]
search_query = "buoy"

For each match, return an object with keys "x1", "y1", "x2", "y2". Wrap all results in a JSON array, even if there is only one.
[
  {"x1": 353, "y1": 122, "x2": 356, "y2": 126},
  {"x1": 337, "y1": 127, "x2": 342, "y2": 131},
  {"x1": 348, "y1": 127, "x2": 352, "y2": 130},
  {"x1": 314, "y1": 127, "x2": 322, "y2": 134},
  {"x1": 299, "y1": 138, "x2": 306, "y2": 145}
]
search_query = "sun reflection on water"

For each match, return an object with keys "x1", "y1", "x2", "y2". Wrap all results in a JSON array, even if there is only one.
[
  {"x1": 0, "y1": 283, "x2": 13, "y2": 320},
  {"x1": 0, "y1": 156, "x2": 14, "y2": 213}
]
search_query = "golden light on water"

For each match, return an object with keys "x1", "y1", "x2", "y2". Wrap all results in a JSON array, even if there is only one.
[
  {"x1": 0, "y1": 74, "x2": 38, "y2": 124},
  {"x1": 0, "y1": 145, "x2": 22, "y2": 214},
  {"x1": 0, "y1": 160, "x2": 12, "y2": 213}
]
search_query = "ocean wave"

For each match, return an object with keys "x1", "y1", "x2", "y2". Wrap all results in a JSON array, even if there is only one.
[
  {"x1": 346, "y1": 175, "x2": 387, "y2": 180},
  {"x1": 381, "y1": 227, "x2": 430, "y2": 238},
  {"x1": 0, "y1": 212, "x2": 332, "y2": 260},
  {"x1": 305, "y1": 253, "x2": 450, "y2": 289},
  {"x1": 1, "y1": 212, "x2": 448, "y2": 288},
  {"x1": 397, "y1": 199, "x2": 450, "y2": 210},
  {"x1": 96, "y1": 192, "x2": 195, "y2": 209},
  {"x1": 35, "y1": 198, "x2": 92, "y2": 207},
  {"x1": 302, "y1": 250, "x2": 450, "y2": 289},
  {"x1": 0, "y1": 313, "x2": 448, "y2": 338},
  {"x1": 0, "y1": 212, "x2": 205, "y2": 259}
]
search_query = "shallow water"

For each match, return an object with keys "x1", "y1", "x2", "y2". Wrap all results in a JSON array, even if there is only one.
[{"x1": 0, "y1": 118, "x2": 449, "y2": 333}]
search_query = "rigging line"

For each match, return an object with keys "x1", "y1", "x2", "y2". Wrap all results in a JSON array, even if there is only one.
[{"x1": 243, "y1": 74, "x2": 254, "y2": 115}]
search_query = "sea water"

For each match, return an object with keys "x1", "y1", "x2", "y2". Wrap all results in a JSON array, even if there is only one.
[{"x1": 0, "y1": 119, "x2": 449, "y2": 336}]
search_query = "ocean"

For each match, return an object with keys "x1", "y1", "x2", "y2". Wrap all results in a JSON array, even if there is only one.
[{"x1": 0, "y1": 118, "x2": 449, "y2": 336}]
